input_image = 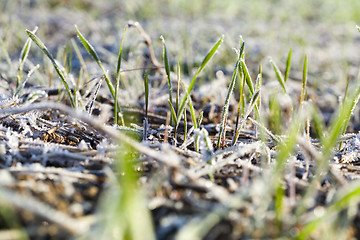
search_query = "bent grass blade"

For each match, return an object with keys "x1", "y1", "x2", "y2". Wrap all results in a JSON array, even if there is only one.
[
  {"x1": 75, "y1": 25, "x2": 123, "y2": 123},
  {"x1": 17, "y1": 27, "x2": 38, "y2": 89},
  {"x1": 176, "y1": 35, "x2": 224, "y2": 128},
  {"x1": 26, "y1": 29, "x2": 75, "y2": 108},
  {"x1": 115, "y1": 25, "x2": 127, "y2": 125},
  {"x1": 269, "y1": 57, "x2": 287, "y2": 93},
  {"x1": 284, "y1": 48, "x2": 292, "y2": 83}
]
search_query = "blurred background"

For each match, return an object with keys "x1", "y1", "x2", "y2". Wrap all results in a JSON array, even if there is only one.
[
  {"x1": 1, "y1": 0, "x2": 360, "y2": 85},
  {"x1": 2, "y1": 0, "x2": 360, "y2": 129}
]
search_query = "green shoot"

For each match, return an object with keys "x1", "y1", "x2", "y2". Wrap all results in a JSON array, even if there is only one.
[
  {"x1": 75, "y1": 25, "x2": 123, "y2": 123},
  {"x1": 270, "y1": 58, "x2": 287, "y2": 93},
  {"x1": 181, "y1": 81, "x2": 197, "y2": 129},
  {"x1": 217, "y1": 42, "x2": 244, "y2": 148},
  {"x1": 63, "y1": 41, "x2": 72, "y2": 74},
  {"x1": 233, "y1": 69, "x2": 246, "y2": 145},
  {"x1": 176, "y1": 35, "x2": 224, "y2": 128},
  {"x1": 98, "y1": 144, "x2": 155, "y2": 240},
  {"x1": 16, "y1": 27, "x2": 37, "y2": 89},
  {"x1": 338, "y1": 75, "x2": 351, "y2": 149},
  {"x1": 299, "y1": 55, "x2": 308, "y2": 110},
  {"x1": 254, "y1": 66, "x2": 262, "y2": 117},
  {"x1": 161, "y1": 35, "x2": 173, "y2": 125},
  {"x1": 297, "y1": 183, "x2": 360, "y2": 240},
  {"x1": 26, "y1": 29, "x2": 75, "y2": 108},
  {"x1": 240, "y1": 59, "x2": 254, "y2": 96},
  {"x1": 197, "y1": 111, "x2": 203, "y2": 128},
  {"x1": 183, "y1": 109, "x2": 187, "y2": 143},
  {"x1": 173, "y1": 62, "x2": 181, "y2": 140},
  {"x1": 194, "y1": 111, "x2": 204, "y2": 152},
  {"x1": 233, "y1": 89, "x2": 261, "y2": 144},
  {"x1": 296, "y1": 85, "x2": 360, "y2": 216},
  {"x1": 176, "y1": 62, "x2": 181, "y2": 114},
  {"x1": 144, "y1": 71, "x2": 149, "y2": 119},
  {"x1": 180, "y1": 81, "x2": 200, "y2": 150},
  {"x1": 273, "y1": 108, "x2": 304, "y2": 215},
  {"x1": 168, "y1": 99, "x2": 177, "y2": 126},
  {"x1": 115, "y1": 25, "x2": 127, "y2": 125},
  {"x1": 284, "y1": 48, "x2": 292, "y2": 83},
  {"x1": 143, "y1": 71, "x2": 149, "y2": 140}
]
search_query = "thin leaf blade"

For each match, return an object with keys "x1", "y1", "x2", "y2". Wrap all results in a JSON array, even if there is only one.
[
  {"x1": 177, "y1": 35, "x2": 224, "y2": 127},
  {"x1": 26, "y1": 29, "x2": 75, "y2": 107}
]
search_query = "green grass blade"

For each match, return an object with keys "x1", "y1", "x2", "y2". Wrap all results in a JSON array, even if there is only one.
[
  {"x1": 245, "y1": 89, "x2": 260, "y2": 117},
  {"x1": 255, "y1": 65, "x2": 262, "y2": 91},
  {"x1": 296, "y1": 85, "x2": 360, "y2": 216},
  {"x1": 274, "y1": 185, "x2": 285, "y2": 228},
  {"x1": 324, "y1": 86, "x2": 360, "y2": 153},
  {"x1": 183, "y1": 109, "x2": 187, "y2": 143},
  {"x1": 197, "y1": 111, "x2": 204, "y2": 128},
  {"x1": 217, "y1": 43, "x2": 244, "y2": 148},
  {"x1": 176, "y1": 62, "x2": 181, "y2": 113},
  {"x1": 168, "y1": 99, "x2": 177, "y2": 126},
  {"x1": 63, "y1": 41, "x2": 72, "y2": 74},
  {"x1": 181, "y1": 81, "x2": 197, "y2": 129},
  {"x1": 160, "y1": 36, "x2": 173, "y2": 116},
  {"x1": 240, "y1": 59, "x2": 254, "y2": 96},
  {"x1": 233, "y1": 68, "x2": 245, "y2": 145},
  {"x1": 269, "y1": 58, "x2": 287, "y2": 93},
  {"x1": 101, "y1": 143, "x2": 155, "y2": 240},
  {"x1": 26, "y1": 29, "x2": 75, "y2": 107},
  {"x1": 340, "y1": 78, "x2": 352, "y2": 136},
  {"x1": 274, "y1": 109, "x2": 304, "y2": 173},
  {"x1": 144, "y1": 71, "x2": 149, "y2": 119},
  {"x1": 177, "y1": 35, "x2": 224, "y2": 127},
  {"x1": 143, "y1": 71, "x2": 149, "y2": 141},
  {"x1": 17, "y1": 27, "x2": 37, "y2": 88},
  {"x1": 181, "y1": 80, "x2": 200, "y2": 150},
  {"x1": 75, "y1": 25, "x2": 115, "y2": 96},
  {"x1": 67, "y1": 43, "x2": 72, "y2": 73},
  {"x1": 233, "y1": 89, "x2": 261, "y2": 144},
  {"x1": 75, "y1": 25, "x2": 123, "y2": 123},
  {"x1": 300, "y1": 55, "x2": 308, "y2": 109},
  {"x1": 116, "y1": 26, "x2": 128, "y2": 80},
  {"x1": 115, "y1": 25, "x2": 127, "y2": 125},
  {"x1": 75, "y1": 25, "x2": 104, "y2": 72},
  {"x1": 271, "y1": 109, "x2": 304, "y2": 228},
  {"x1": 192, "y1": 35, "x2": 224, "y2": 83},
  {"x1": 284, "y1": 48, "x2": 292, "y2": 83},
  {"x1": 255, "y1": 65, "x2": 262, "y2": 119},
  {"x1": 297, "y1": 184, "x2": 360, "y2": 240}
]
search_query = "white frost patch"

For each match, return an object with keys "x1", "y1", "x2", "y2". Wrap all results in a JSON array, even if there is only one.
[{"x1": 6, "y1": 128, "x2": 19, "y2": 153}]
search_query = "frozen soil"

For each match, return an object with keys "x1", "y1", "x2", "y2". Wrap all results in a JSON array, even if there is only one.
[{"x1": 2, "y1": 1, "x2": 360, "y2": 239}]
